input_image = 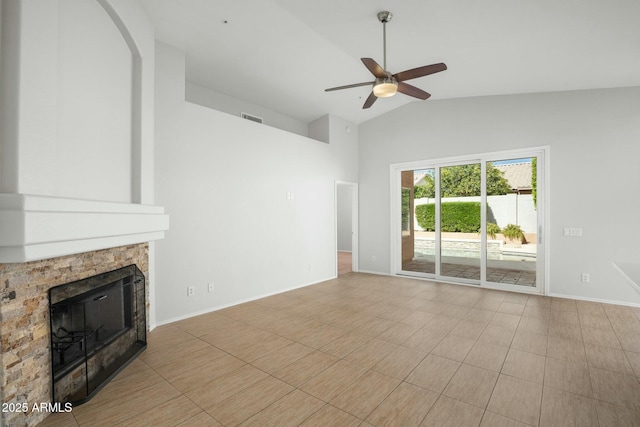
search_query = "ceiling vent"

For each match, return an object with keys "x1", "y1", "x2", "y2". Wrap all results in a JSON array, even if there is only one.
[{"x1": 241, "y1": 112, "x2": 263, "y2": 124}]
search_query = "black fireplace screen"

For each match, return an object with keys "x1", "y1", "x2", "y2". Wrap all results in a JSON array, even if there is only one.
[{"x1": 49, "y1": 264, "x2": 146, "y2": 405}]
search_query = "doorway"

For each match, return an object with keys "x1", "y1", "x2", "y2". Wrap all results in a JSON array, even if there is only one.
[
  {"x1": 392, "y1": 148, "x2": 547, "y2": 294},
  {"x1": 336, "y1": 181, "x2": 358, "y2": 276}
]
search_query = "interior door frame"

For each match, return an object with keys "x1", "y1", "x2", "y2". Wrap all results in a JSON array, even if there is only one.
[
  {"x1": 390, "y1": 146, "x2": 549, "y2": 295},
  {"x1": 336, "y1": 181, "x2": 359, "y2": 275}
]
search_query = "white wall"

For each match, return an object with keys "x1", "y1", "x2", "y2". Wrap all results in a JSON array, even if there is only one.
[
  {"x1": 308, "y1": 114, "x2": 330, "y2": 143},
  {"x1": 154, "y1": 42, "x2": 358, "y2": 323},
  {"x1": 186, "y1": 81, "x2": 309, "y2": 138},
  {"x1": 359, "y1": 87, "x2": 640, "y2": 305},
  {"x1": 55, "y1": 0, "x2": 132, "y2": 201},
  {"x1": 487, "y1": 194, "x2": 537, "y2": 233},
  {"x1": 329, "y1": 115, "x2": 359, "y2": 177}
]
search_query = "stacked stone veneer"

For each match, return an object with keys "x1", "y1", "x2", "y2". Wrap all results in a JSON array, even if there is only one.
[{"x1": 0, "y1": 244, "x2": 149, "y2": 427}]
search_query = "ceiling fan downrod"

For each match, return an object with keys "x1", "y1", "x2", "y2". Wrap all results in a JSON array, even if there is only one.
[{"x1": 377, "y1": 11, "x2": 392, "y2": 72}]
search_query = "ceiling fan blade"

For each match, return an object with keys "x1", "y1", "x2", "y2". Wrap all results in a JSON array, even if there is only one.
[
  {"x1": 363, "y1": 92, "x2": 378, "y2": 109},
  {"x1": 393, "y1": 63, "x2": 447, "y2": 82},
  {"x1": 397, "y1": 82, "x2": 431, "y2": 100},
  {"x1": 325, "y1": 81, "x2": 374, "y2": 92},
  {"x1": 361, "y1": 58, "x2": 387, "y2": 78}
]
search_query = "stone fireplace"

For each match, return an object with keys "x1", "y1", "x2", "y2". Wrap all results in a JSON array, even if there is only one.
[{"x1": 0, "y1": 244, "x2": 149, "y2": 427}]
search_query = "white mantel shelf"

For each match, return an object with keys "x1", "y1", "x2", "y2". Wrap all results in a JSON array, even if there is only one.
[{"x1": 0, "y1": 194, "x2": 170, "y2": 263}]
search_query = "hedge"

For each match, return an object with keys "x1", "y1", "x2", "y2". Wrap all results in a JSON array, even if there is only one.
[{"x1": 415, "y1": 202, "x2": 481, "y2": 233}]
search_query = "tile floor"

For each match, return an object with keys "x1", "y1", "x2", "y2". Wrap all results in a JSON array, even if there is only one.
[
  {"x1": 338, "y1": 251, "x2": 352, "y2": 276},
  {"x1": 41, "y1": 273, "x2": 640, "y2": 426}
]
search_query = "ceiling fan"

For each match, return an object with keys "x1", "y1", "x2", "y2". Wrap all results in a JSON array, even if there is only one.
[{"x1": 325, "y1": 11, "x2": 447, "y2": 109}]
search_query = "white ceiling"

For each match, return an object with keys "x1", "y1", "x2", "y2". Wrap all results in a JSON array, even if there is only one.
[{"x1": 139, "y1": 0, "x2": 640, "y2": 124}]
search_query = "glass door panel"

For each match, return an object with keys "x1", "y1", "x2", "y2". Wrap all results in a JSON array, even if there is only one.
[
  {"x1": 402, "y1": 169, "x2": 436, "y2": 274},
  {"x1": 440, "y1": 163, "x2": 481, "y2": 282},
  {"x1": 485, "y1": 158, "x2": 537, "y2": 287}
]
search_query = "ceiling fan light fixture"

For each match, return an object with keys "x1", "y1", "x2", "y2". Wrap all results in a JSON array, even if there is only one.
[{"x1": 373, "y1": 77, "x2": 398, "y2": 98}]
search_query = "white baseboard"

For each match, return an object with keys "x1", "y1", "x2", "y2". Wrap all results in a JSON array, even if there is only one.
[
  {"x1": 365, "y1": 271, "x2": 639, "y2": 307},
  {"x1": 547, "y1": 292, "x2": 640, "y2": 308},
  {"x1": 355, "y1": 269, "x2": 391, "y2": 276},
  {"x1": 153, "y1": 275, "x2": 336, "y2": 328}
]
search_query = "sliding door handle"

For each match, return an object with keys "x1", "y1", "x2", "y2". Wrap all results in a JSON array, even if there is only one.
[{"x1": 538, "y1": 225, "x2": 542, "y2": 244}]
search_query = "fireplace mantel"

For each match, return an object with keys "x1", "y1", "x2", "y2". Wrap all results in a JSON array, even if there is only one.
[{"x1": 0, "y1": 193, "x2": 169, "y2": 263}]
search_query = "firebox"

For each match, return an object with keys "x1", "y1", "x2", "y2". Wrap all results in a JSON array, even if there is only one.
[{"x1": 48, "y1": 265, "x2": 146, "y2": 405}]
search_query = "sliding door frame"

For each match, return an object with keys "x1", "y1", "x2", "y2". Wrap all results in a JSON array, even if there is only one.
[{"x1": 390, "y1": 146, "x2": 550, "y2": 295}]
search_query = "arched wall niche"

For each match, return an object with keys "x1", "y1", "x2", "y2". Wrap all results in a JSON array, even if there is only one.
[{"x1": 55, "y1": 0, "x2": 139, "y2": 203}]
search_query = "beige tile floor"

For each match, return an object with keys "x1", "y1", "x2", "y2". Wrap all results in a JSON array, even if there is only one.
[
  {"x1": 41, "y1": 273, "x2": 640, "y2": 426},
  {"x1": 338, "y1": 251, "x2": 352, "y2": 276}
]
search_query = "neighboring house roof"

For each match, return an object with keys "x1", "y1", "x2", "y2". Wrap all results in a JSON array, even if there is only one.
[
  {"x1": 412, "y1": 164, "x2": 531, "y2": 192},
  {"x1": 494, "y1": 162, "x2": 532, "y2": 191},
  {"x1": 414, "y1": 173, "x2": 428, "y2": 186}
]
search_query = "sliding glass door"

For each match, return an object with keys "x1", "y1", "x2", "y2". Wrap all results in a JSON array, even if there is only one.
[
  {"x1": 484, "y1": 156, "x2": 539, "y2": 289},
  {"x1": 395, "y1": 148, "x2": 546, "y2": 293}
]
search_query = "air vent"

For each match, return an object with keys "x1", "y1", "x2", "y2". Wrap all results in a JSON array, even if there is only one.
[{"x1": 241, "y1": 112, "x2": 263, "y2": 124}]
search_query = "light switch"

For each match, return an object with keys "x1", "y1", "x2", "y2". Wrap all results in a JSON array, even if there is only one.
[{"x1": 564, "y1": 228, "x2": 583, "y2": 237}]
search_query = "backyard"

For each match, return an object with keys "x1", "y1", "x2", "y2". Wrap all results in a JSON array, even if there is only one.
[{"x1": 401, "y1": 160, "x2": 538, "y2": 286}]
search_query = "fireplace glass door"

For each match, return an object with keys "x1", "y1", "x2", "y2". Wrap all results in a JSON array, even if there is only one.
[{"x1": 49, "y1": 265, "x2": 146, "y2": 404}]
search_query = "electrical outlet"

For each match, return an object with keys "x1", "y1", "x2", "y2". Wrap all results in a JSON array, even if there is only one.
[
  {"x1": 187, "y1": 286, "x2": 195, "y2": 296},
  {"x1": 581, "y1": 273, "x2": 590, "y2": 283},
  {"x1": 208, "y1": 282, "x2": 214, "y2": 293},
  {"x1": 371, "y1": 255, "x2": 376, "y2": 262}
]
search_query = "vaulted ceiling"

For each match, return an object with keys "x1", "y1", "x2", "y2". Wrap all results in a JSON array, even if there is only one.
[{"x1": 140, "y1": 0, "x2": 640, "y2": 124}]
